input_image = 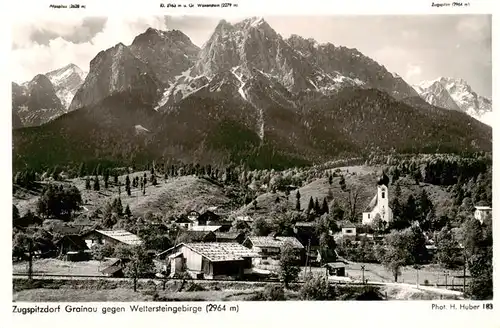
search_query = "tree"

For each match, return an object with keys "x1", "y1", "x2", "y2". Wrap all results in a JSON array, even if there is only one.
[
  {"x1": 328, "y1": 175, "x2": 333, "y2": 185},
  {"x1": 307, "y1": 197, "x2": 315, "y2": 214},
  {"x1": 36, "y1": 184, "x2": 82, "y2": 220},
  {"x1": 376, "y1": 227, "x2": 427, "y2": 282},
  {"x1": 125, "y1": 175, "x2": 131, "y2": 196},
  {"x1": 123, "y1": 245, "x2": 156, "y2": 292},
  {"x1": 93, "y1": 175, "x2": 100, "y2": 191},
  {"x1": 13, "y1": 205, "x2": 20, "y2": 223},
  {"x1": 85, "y1": 177, "x2": 91, "y2": 190},
  {"x1": 346, "y1": 186, "x2": 361, "y2": 222},
  {"x1": 103, "y1": 169, "x2": 110, "y2": 189},
  {"x1": 113, "y1": 172, "x2": 118, "y2": 184},
  {"x1": 318, "y1": 232, "x2": 336, "y2": 264},
  {"x1": 78, "y1": 163, "x2": 86, "y2": 177},
  {"x1": 295, "y1": 190, "x2": 301, "y2": 211},
  {"x1": 299, "y1": 273, "x2": 331, "y2": 300},
  {"x1": 314, "y1": 198, "x2": 321, "y2": 214},
  {"x1": 124, "y1": 204, "x2": 132, "y2": 217},
  {"x1": 321, "y1": 198, "x2": 329, "y2": 215},
  {"x1": 252, "y1": 217, "x2": 271, "y2": 236},
  {"x1": 339, "y1": 175, "x2": 346, "y2": 191},
  {"x1": 435, "y1": 227, "x2": 461, "y2": 269},
  {"x1": 467, "y1": 247, "x2": 493, "y2": 300},
  {"x1": 417, "y1": 189, "x2": 433, "y2": 222},
  {"x1": 279, "y1": 241, "x2": 300, "y2": 288}
]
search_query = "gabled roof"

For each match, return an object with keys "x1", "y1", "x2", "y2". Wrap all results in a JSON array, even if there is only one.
[
  {"x1": 88, "y1": 230, "x2": 143, "y2": 246},
  {"x1": 190, "y1": 225, "x2": 221, "y2": 232},
  {"x1": 175, "y1": 216, "x2": 192, "y2": 224},
  {"x1": 55, "y1": 234, "x2": 89, "y2": 250},
  {"x1": 339, "y1": 221, "x2": 357, "y2": 229},
  {"x1": 246, "y1": 236, "x2": 304, "y2": 249},
  {"x1": 294, "y1": 221, "x2": 316, "y2": 228},
  {"x1": 364, "y1": 194, "x2": 378, "y2": 212},
  {"x1": 182, "y1": 242, "x2": 258, "y2": 262},
  {"x1": 215, "y1": 232, "x2": 243, "y2": 240}
]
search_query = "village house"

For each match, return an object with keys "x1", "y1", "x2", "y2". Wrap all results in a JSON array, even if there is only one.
[
  {"x1": 161, "y1": 242, "x2": 259, "y2": 279},
  {"x1": 54, "y1": 234, "x2": 90, "y2": 261},
  {"x1": 215, "y1": 232, "x2": 245, "y2": 244},
  {"x1": 81, "y1": 229, "x2": 143, "y2": 249},
  {"x1": 293, "y1": 222, "x2": 320, "y2": 264},
  {"x1": 195, "y1": 210, "x2": 221, "y2": 226},
  {"x1": 175, "y1": 216, "x2": 193, "y2": 230},
  {"x1": 339, "y1": 221, "x2": 357, "y2": 239},
  {"x1": 474, "y1": 206, "x2": 492, "y2": 224},
  {"x1": 243, "y1": 236, "x2": 304, "y2": 262},
  {"x1": 323, "y1": 261, "x2": 346, "y2": 277},
  {"x1": 362, "y1": 172, "x2": 393, "y2": 225}
]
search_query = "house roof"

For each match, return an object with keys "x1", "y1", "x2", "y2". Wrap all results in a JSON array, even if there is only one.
[
  {"x1": 190, "y1": 225, "x2": 221, "y2": 232},
  {"x1": 324, "y1": 262, "x2": 346, "y2": 269},
  {"x1": 93, "y1": 230, "x2": 143, "y2": 246},
  {"x1": 294, "y1": 221, "x2": 316, "y2": 228},
  {"x1": 340, "y1": 221, "x2": 357, "y2": 229},
  {"x1": 247, "y1": 236, "x2": 304, "y2": 249},
  {"x1": 364, "y1": 194, "x2": 378, "y2": 212},
  {"x1": 182, "y1": 242, "x2": 258, "y2": 262},
  {"x1": 475, "y1": 206, "x2": 492, "y2": 210},
  {"x1": 175, "y1": 216, "x2": 192, "y2": 223},
  {"x1": 101, "y1": 265, "x2": 123, "y2": 275},
  {"x1": 55, "y1": 234, "x2": 89, "y2": 250},
  {"x1": 215, "y1": 232, "x2": 243, "y2": 240}
]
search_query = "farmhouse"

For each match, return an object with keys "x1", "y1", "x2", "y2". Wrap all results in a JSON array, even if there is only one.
[
  {"x1": 195, "y1": 210, "x2": 221, "y2": 226},
  {"x1": 54, "y1": 234, "x2": 90, "y2": 261},
  {"x1": 81, "y1": 230, "x2": 143, "y2": 249},
  {"x1": 243, "y1": 236, "x2": 304, "y2": 260},
  {"x1": 162, "y1": 242, "x2": 259, "y2": 279},
  {"x1": 474, "y1": 206, "x2": 492, "y2": 224},
  {"x1": 362, "y1": 172, "x2": 393, "y2": 225}
]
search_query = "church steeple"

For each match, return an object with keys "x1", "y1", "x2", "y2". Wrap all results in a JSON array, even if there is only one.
[{"x1": 377, "y1": 171, "x2": 389, "y2": 186}]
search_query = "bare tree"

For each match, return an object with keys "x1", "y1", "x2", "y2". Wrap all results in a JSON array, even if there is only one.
[{"x1": 346, "y1": 185, "x2": 362, "y2": 222}]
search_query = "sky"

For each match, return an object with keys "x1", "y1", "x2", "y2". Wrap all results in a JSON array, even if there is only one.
[{"x1": 11, "y1": 15, "x2": 492, "y2": 98}]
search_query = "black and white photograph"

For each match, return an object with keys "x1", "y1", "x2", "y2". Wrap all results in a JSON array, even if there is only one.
[{"x1": 11, "y1": 14, "x2": 493, "y2": 302}]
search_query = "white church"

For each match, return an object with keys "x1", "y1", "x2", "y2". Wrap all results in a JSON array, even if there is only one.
[{"x1": 362, "y1": 171, "x2": 393, "y2": 226}]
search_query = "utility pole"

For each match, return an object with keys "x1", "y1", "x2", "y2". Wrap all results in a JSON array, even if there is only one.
[
  {"x1": 463, "y1": 249, "x2": 467, "y2": 295},
  {"x1": 28, "y1": 238, "x2": 33, "y2": 281},
  {"x1": 304, "y1": 238, "x2": 311, "y2": 279},
  {"x1": 361, "y1": 265, "x2": 365, "y2": 284},
  {"x1": 444, "y1": 271, "x2": 448, "y2": 289}
]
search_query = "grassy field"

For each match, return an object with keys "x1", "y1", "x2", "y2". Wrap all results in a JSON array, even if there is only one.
[
  {"x1": 14, "y1": 174, "x2": 231, "y2": 218},
  {"x1": 346, "y1": 262, "x2": 465, "y2": 287},
  {"x1": 13, "y1": 259, "x2": 115, "y2": 276}
]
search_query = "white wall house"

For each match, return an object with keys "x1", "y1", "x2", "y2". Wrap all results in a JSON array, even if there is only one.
[
  {"x1": 474, "y1": 206, "x2": 492, "y2": 224},
  {"x1": 362, "y1": 172, "x2": 393, "y2": 226}
]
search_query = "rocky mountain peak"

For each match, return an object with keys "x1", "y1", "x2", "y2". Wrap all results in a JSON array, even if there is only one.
[
  {"x1": 129, "y1": 28, "x2": 200, "y2": 85},
  {"x1": 69, "y1": 42, "x2": 161, "y2": 111}
]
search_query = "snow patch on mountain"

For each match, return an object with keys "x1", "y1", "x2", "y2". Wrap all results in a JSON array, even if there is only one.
[
  {"x1": 46, "y1": 64, "x2": 87, "y2": 109},
  {"x1": 414, "y1": 77, "x2": 492, "y2": 125}
]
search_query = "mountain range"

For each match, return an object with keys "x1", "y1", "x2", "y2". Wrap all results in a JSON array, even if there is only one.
[
  {"x1": 12, "y1": 17, "x2": 492, "y2": 171},
  {"x1": 413, "y1": 77, "x2": 492, "y2": 125}
]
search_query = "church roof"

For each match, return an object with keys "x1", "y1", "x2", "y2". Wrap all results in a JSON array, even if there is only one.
[
  {"x1": 377, "y1": 171, "x2": 389, "y2": 186},
  {"x1": 364, "y1": 194, "x2": 378, "y2": 212}
]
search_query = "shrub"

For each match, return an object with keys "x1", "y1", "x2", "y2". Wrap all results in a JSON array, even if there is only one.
[{"x1": 299, "y1": 274, "x2": 332, "y2": 300}]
